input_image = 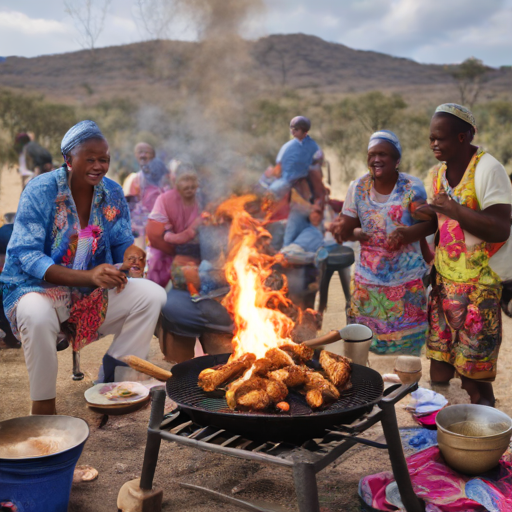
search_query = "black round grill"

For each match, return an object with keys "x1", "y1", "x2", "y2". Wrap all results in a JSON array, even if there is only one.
[{"x1": 166, "y1": 353, "x2": 384, "y2": 441}]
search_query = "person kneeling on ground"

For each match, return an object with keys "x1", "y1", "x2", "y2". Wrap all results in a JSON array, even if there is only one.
[{"x1": 0, "y1": 120, "x2": 167, "y2": 416}]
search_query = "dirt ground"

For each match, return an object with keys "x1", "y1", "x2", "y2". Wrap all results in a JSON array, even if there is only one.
[
  {"x1": 1, "y1": 166, "x2": 512, "y2": 511},
  {"x1": 1, "y1": 277, "x2": 512, "y2": 512}
]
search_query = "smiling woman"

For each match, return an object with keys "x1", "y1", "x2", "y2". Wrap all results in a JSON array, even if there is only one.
[
  {"x1": 0, "y1": 120, "x2": 167, "y2": 416},
  {"x1": 332, "y1": 130, "x2": 435, "y2": 356}
]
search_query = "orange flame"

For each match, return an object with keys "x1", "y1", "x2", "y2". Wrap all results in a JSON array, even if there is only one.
[{"x1": 220, "y1": 195, "x2": 295, "y2": 360}]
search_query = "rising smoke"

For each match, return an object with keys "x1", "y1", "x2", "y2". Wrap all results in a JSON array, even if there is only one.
[{"x1": 136, "y1": 0, "x2": 267, "y2": 202}]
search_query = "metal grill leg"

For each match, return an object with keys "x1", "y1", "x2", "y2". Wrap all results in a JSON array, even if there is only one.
[
  {"x1": 380, "y1": 405, "x2": 425, "y2": 512},
  {"x1": 293, "y1": 463, "x2": 320, "y2": 512},
  {"x1": 72, "y1": 350, "x2": 84, "y2": 380},
  {"x1": 140, "y1": 388, "x2": 166, "y2": 490}
]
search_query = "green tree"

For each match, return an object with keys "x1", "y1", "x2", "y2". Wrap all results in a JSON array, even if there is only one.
[
  {"x1": 448, "y1": 57, "x2": 488, "y2": 108},
  {"x1": 349, "y1": 91, "x2": 407, "y2": 133},
  {"x1": 0, "y1": 89, "x2": 76, "y2": 165}
]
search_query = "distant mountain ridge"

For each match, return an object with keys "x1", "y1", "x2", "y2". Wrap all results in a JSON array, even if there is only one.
[{"x1": 0, "y1": 33, "x2": 510, "y2": 102}]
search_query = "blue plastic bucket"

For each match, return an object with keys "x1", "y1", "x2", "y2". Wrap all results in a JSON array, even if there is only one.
[{"x1": 0, "y1": 415, "x2": 89, "y2": 512}]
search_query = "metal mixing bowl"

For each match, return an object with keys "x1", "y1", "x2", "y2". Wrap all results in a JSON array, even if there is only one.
[{"x1": 436, "y1": 404, "x2": 512, "y2": 475}]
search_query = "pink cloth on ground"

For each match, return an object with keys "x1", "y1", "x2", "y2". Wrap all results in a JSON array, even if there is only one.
[
  {"x1": 413, "y1": 411, "x2": 439, "y2": 429},
  {"x1": 359, "y1": 445, "x2": 512, "y2": 512}
]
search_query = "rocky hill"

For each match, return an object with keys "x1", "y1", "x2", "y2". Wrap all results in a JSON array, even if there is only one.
[{"x1": 0, "y1": 33, "x2": 510, "y2": 103}]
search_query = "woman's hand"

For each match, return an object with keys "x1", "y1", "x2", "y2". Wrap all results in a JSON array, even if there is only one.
[
  {"x1": 353, "y1": 227, "x2": 370, "y2": 242},
  {"x1": 89, "y1": 264, "x2": 128, "y2": 292},
  {"x1": 387, "y1": 227, "x2": 407, "y2": 250},
  {"x1": 331, "y1": 215, "x2": 369, "y2": 243},
  {"x1": 329, "y1": 216, "x2": 344, "y2": 243},
  {"x1": 411, "y1": 202, "x2": 436, "y2": 222},
  {"x1": 430, "y1": 192, "x2": 460, "y2": 220}
]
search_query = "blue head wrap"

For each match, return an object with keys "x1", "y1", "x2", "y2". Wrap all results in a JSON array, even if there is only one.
[
  {"x1": 141, "y1": 158, "x2": 169, "y2": 187},
  {"x1": 368, "y1": 130, "x2": 402, "y2": 159},
  {"x1": 61, "y1": 120, "x2": 105, "y2": 157}
]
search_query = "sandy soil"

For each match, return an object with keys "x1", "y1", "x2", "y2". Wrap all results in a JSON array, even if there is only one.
[
  {"x1": 1, "y1": 275, "x2": 512, "y2": 512},
  {"x1": 1, "y1": 165, "x2": 512, "y2": 511},
  {"x1": 0, "y1": 165, "x2": 23, "y2": 219}
]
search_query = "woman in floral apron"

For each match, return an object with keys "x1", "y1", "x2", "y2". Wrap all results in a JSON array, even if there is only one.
[{"x1": 426, "y1": 103, "x2": 512, "y2": 406}]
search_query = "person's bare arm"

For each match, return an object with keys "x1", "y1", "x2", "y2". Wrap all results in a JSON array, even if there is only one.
[
  {"x1": 163, "y1": 217, "x2": 201, "y2": 245},
  {"x1": 431, "y1": 192, "x2": 511, "y2": 243},
  {"x1": 309, "y1": 169, "x2": 326, "y2": 207},
  {"x1": 146, "y1": 219, "x2": 175, "y2": 255},
  {"x1": 44, "y1": 263, "x2": 127, "y2": 291}
]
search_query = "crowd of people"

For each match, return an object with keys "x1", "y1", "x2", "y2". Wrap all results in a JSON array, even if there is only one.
[{"x1": 1, "y1": 102, "x2": 511, "y2": 415}]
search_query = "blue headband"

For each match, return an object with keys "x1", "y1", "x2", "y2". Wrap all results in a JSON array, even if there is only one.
[
  {"x1": 61, "y1": 120, "x2": 104, "y2": 157},
  {"x1": 368, "y1": 130, "x2": 402, "y2": 158}
]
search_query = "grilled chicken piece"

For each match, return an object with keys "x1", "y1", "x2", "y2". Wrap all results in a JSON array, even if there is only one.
[
  {"x1": 237, "y1": 389, "x2": 270, "y2": 410},
  {"x1": 266, "y1": 378, "x2": 288, "y2": 403},
  {"x1": 226, "y1": 376, "x2": 288, "y2": 410},
  {"x1": 265, "y1": 348, "x2": 295, "y2": 370},
  {"x1": 319, "y1": 350, "x2": 352, "y2": 389},
  {"x1": 279, "y1": 343, "x2": 314, "y2": 363},
  {"x1": 252, "y1": 358, "x2": 273, "y2": 377},
  {"x1": 226, "y1": 377, "x2": 268, "y2": 410},
  {"x1": 303, "y1": 372, "x2": 340, "y2": 409},
  {"x1": 269, "y1": 365, "x2": 309, "y2": 388},
  {"x1": 225, "y1": 379, "x2": 245, "y2": 409},
  {"x1": 198, "y1": 353, "x2": 256, "y2": 392}
]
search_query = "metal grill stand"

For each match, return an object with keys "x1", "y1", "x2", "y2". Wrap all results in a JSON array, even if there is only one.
[{"x1": 131, "y1": 386, "x2": 425, "y2": 512}]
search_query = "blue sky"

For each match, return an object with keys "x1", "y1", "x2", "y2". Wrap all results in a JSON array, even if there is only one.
[{"x1": 1, "y1": 0, "x2": 512, "y2": 66}]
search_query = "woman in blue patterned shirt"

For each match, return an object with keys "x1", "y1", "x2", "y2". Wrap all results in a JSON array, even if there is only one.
[
  {"x1": 1, "y1": 121, "x2": 167, "y2": 415},
  {"x1": 335, "y1": 130, "x2": 432, "y2": 356}
]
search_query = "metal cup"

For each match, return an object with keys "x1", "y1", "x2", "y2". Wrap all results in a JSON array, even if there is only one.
[
  {"x1": 302, "y1": 324, "x2": 374, "y2": 365},
  {"x1": 341, "y1": 324, "x2": 373, "y2": 366}
]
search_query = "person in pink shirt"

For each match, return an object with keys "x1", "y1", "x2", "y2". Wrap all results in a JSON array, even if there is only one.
[{"x1": 146, "y1": 163, "x2": 202, "y2": 288}]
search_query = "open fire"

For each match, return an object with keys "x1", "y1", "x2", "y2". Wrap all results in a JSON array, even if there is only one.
[
  {"x1": 198, "y1": 195, "x2": 352, "y2": 411},
  {"x1": 220, "y1": 195, "x2": 295, "y2": 359}
]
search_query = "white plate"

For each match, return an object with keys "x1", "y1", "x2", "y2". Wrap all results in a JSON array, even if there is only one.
[{"x1": 84, "y1": 382, "x2": 149, "y2": 406}]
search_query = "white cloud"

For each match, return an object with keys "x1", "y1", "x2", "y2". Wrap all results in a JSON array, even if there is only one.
[
  {"x1": 261, "y1": 0, "x2": 512, "y2": 66},
  {"x1": 0, "y1": 10, "x2": 70, "y2": 36},
  {"x1": 0, "y1": 10, "x2": 78, "y2": 57},
  {"x1": 338, "y1": 0, "x2": 505, "y2": 58}
]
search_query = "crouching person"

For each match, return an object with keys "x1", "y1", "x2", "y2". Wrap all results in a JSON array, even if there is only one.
[{"x1": 0, "y1": 121, "x2": 167, "y2": 415}]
